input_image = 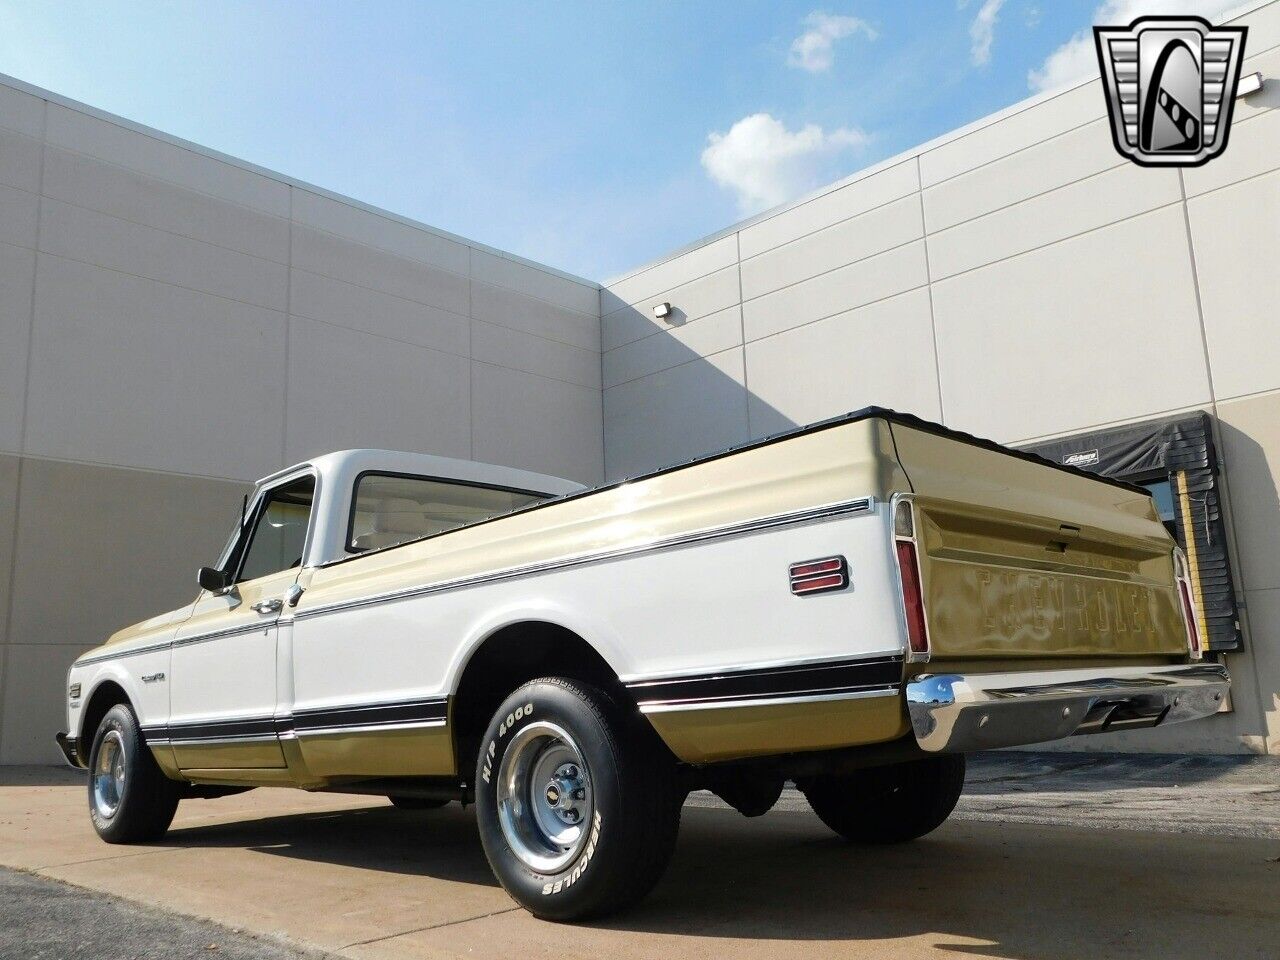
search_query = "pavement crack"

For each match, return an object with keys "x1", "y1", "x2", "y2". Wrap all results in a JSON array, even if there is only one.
[
  {"x1": 34, "y1": 846, "x2": 184, "y2": 870},
  {"x1": 337, "y1": 906, "x2": 522, "y2": 950}
]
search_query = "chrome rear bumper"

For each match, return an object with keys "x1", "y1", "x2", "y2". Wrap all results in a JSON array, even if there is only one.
[{"x1": 905, "y1": 663, "x2": 1229, "y2": 753}]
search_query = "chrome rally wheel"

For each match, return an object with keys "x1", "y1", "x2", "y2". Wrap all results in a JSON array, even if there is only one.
[
  {"x1": 92, "y1": 729, "x2": 126, "y2": 819},
  {"x1": 474, "y1": 678, "x2": 682, "y2": 921},
  {"x1": 496, "y1": 721, "x2": 593, "y2": 873}
]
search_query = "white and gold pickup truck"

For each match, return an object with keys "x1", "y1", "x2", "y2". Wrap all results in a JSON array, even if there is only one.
[{"x1": 58, "y1": 408, "x2": 1228, "y2": 920}]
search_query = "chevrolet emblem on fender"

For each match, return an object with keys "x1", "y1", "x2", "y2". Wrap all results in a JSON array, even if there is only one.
[{"x1": 1094, "y1": 15, "x2": 1247, "y2": 167}]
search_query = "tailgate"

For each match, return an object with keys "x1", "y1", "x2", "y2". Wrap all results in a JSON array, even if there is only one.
[{"x1": 888, "y1": 421, "x2": 1187, "y2": 661}]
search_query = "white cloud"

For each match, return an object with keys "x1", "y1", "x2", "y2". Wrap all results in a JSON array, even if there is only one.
[
  {"x1": 701, "y1": 112, "x2": 870, "y2": 214},
  {"x1": 969, "y1": 0, "x2": 1007, "y2": 66},
  {"x1": 788, "y1": 11, "x2": 877, "y2": 72},
  {"x1": 1029, "y1": 0, "x2": 1243, "y2": 92}
]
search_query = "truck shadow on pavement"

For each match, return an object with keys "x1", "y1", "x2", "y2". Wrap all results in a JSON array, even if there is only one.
[{"x1": 162, "y1": 800, "x2": 1278, "y2": 959}]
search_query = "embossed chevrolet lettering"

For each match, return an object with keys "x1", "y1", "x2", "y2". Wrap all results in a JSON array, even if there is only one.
[{"x1": 56, "y1": 410, "x2": 1227, "y2": 921}]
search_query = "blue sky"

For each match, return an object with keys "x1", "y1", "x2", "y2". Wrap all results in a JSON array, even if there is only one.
[{"x1": 0, "y1": 1, "x2": 1244, "y2": 280}]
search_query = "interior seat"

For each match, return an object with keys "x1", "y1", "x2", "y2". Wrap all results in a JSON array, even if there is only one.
[{"x1": 352, "y1": 498, "x2": 436, "y2": 551}]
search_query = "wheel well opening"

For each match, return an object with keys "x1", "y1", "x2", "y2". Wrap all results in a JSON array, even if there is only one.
[
  {"x1": 452, "y1": 622, "x2": 629, "y2": 780},
  {"x1": 79, "y1": 681, "x2": 130, "y2": 764}
]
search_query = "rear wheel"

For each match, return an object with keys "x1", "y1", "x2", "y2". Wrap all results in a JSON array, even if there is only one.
[
  {"x1": 800, "y1": 754, "x2": 965, "y2": 844},
  {"x1": 87, "y1": 704, "x2": 180, "y2": 843},
  {"x1": 387, "y1": 795, "x2": 450, "y2": 810},
  {"x1": 475, "y1": 678, "x2": 681, "y2": 921}
]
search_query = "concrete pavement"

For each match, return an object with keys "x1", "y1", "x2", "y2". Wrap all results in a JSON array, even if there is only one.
[{"x1": 1, "y1": 756, "x2": 1277, "y2": 959}]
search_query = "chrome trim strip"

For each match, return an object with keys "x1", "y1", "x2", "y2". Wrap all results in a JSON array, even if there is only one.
[
  {"x1": 294, "y1": 496, "x2": 876, "y2": 622},
  {"x1": 639, "y1": 687, "x2": 899, "y2": 714},
  {"x1": 167, "y1": 734, "x2": 281, "y2": 746},
  {"x1": 75, "y1": 638, "x2": 173, "y2": 667},
  {"x1": 75, "y1": 621, "x2": 274, "y2": 666},
  {"x1": 295, "y1": 719, "x2": 448, "y2": 736},
  {"x1": 619, "y1": 647, "x2": 905, "y2": 685},
  {"x1": 172, "y1": 622, "x2": 273, "y2": 649}
]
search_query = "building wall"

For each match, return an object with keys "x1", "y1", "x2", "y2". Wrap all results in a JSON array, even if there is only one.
[
  {"x1": 0, "y1": 79, "x2": 602, "y2": 763},
  {"x1": 599, "y1": 2, "x2": 1280, "y2": 754}
]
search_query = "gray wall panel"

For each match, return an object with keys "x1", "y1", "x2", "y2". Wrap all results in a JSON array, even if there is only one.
[
  {"x1": 0, "y1": 83, "x2": 45, "y2": 138},
  {"x1": 601, "y1": 266, "x2": 740, "y2": 353},
  {"x1": 0, "y1": 125, "x2": 42, "y2": 194},
  {"x1": 740, "y1": 194, "x2": 923, "y2": 300},
  {"x1": 603, "y1": 305, "x2": 742, "y2": 389},
  {"x1": 932, "y1": 207, "x2": 1210, "y2": 443},
  {"x1": 41, "y1": 146, "x2": 290, "y2": 263},
  {"x1": 0, "y1": 182, "x2": 38, "y2": 248},
  {"x1": 603, "y1": 348, "x2": 748, "y2": 479},
  {"x1": 742, "y1": 241, "x2": 928, "y2": 343},
  {"x1": 283, "y1": 316, "x2": 472, "y2": 465},
  {"x1": 471, "y1": 320, "x2": 601, "y2": 390},
  {"x1": 2, "y1": 643, "x2": 84, "y2": 764},
  {"x1": 7, "y1": 457, "x2": 246, "y2": 654},
  {"x1": 289, "y1": 267, "x2": 470, "y2": 357},
  {"x1": 471, "y1": 362, "x2": 604, "y2": 485},
  {"x1": 291, "y1": 188, "x2": 471, "y2": 276},
  {"x1": 745, "y1": 288, "x2": 940, "y2": 438},
  {"x1": 290, "y1": 224, "x2": 472, "y2": 316},
  {"x1": 0, "y1": 244, "x2": 35, "y2": 455},
  {"x1": 471, "y1": 280, "x2": 599, "y2": 353},
  {"x1": 1187, "y1": 172, "x2": 1280, "y2": 403},
  {"x1": 0, "y1": 453, "x2": 18, "y2": 648},
  {"x1": 737, "y1": 159, "x2": 920, "y2": 260},
  {"x1": 25, "y1": 255, "x2": 288, "y2": 480},
  {"x1": 43, "y1": 103, "x2": 291, "y2": 216},
  {"x1": 39, "y1": 197, "x2": 288, "y2": 311}
]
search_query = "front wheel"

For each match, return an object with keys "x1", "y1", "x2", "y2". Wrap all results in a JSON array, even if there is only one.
[
  {"x1": 800, "y1": 754, "x2": 965, "y2": 844},
  {"x1": 87, "y1": 704, "x2": 180, "y2": 843},
  {"x1": 474, "y1": 678, "x2": 681, "y2": 921}
]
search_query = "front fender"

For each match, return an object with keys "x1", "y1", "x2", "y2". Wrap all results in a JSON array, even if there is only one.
[{"x1": 73, "y1": 662, "x2": 145, "y2": 743}]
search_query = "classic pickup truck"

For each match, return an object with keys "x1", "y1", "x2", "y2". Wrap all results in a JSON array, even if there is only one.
[{"x1": 58, "y1": 408, "x2": 1228, "y2": 920}]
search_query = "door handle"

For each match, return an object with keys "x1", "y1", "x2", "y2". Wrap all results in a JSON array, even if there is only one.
[{"x1": 251, "y1": 598, "x2": 283, "y2": 615}]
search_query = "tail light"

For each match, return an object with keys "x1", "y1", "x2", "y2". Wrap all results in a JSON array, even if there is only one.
[
  {"x1": 893, "y1": 498, "x2": 930, "y2": 660},
  {"x1": 1175, "y1": 549, "x2": 1203, "y2": 660}
]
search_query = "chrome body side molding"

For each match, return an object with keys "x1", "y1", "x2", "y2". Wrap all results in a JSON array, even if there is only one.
[
  {"x1": 905, "y1": 663, "x2": 1230, "y2": 753},
  {"x1": 293, "y1": 496, "x2": 876, "y2": 622}
]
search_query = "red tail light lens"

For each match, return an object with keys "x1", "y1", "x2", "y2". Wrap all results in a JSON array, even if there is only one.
[
  {"x1": 1178, "y1": 579, "x2": 1202, "y2": 659},
  {"x1": 895, "y1": 540, "x2": 929, "y2": 656}
]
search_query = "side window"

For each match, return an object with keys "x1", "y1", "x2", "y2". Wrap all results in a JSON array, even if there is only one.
[
  {"x1": 348, "y1": 474, "x2": 547, "y2": 553},
  {"x1": 237, "y1": 476, "x2": 316, "y2": 582}
]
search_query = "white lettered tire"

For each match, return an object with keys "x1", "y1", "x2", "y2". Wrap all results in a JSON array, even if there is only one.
[
  {"x1": 87, "y1": 703, "x2": 180, "y2": 843},
  {"x1": 474, "y1": 678, "x2": 681, "y2": 921}
]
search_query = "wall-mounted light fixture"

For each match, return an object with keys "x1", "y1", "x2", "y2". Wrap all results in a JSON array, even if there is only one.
[
  {"x1": 653, "y1": 302, "x2": 672, "y2": 321},
  {"x1": 1237, "y1": 71, "x2": 1264, "y2": 98}
]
